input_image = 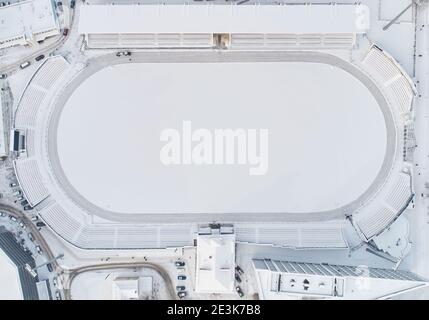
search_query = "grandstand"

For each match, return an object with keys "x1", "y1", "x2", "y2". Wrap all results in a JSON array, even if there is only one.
[
  {"x1": 78, "y1": 4, "x2": 368, "y2": 49},
  {"x1": 11, "y1": 4, "x2": 416, "y2": 250}
]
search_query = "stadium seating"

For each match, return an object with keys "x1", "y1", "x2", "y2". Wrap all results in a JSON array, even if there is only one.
[
  {"x1": 354, "y1": 172, "x2": 413, "y2": 240},
  {"x1": 87, "y1": 33, "x2": 213, "y2": 49},
  {"x1": 14, "y1": 158, "x2": 50, "y2": 207},
  {"x1": 235, "y1": 223, "x2": 347, "y2": 248},
  {"x1": 229, "y1": 33, "x2": 355, "y2": 49},
  {"x1": 14, "y1": 56, "x2": 69, "y2": 129},
  {"x1": 40, "y1": 203, "x2": 83, "y2": 243},
  {"x1": 362, "y1": 45, "x2": 414, "y2": 114}
]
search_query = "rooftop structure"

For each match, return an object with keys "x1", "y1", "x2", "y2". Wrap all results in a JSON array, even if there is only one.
[
  {"x1": 0, "y1": 0, "x2": 59, "y2": 49},
  {"x1": 78, "y1": 4, "x2": 369, "y2": 48},
  {"x1": 195, "y1": 229, "x2": 235, "y2": 294},
  {"x1": 253, "y1": 259, "x2": 428, "y2": 300},
  {"x1": 112, "y1": 277, "x2": 139, "y2": 300}
]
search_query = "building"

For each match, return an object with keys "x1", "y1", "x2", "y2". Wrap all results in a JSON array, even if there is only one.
[
  {"x1": 0, "y1": 0, "x2": 59, "y2": 49},
  {"x1": 78, "y1": 3, "x2": 369, "y2": 49},
  {"x1": 195, "y1": 226, "x2": 235, "y2": 294},
  {"x1": 0, "y1": 227, "x2": 39, "y2": 300},
  {"x1": 253, "y1": 259, "x2": 428, "y2": 300},
  {"x1": 112, "y1": 277, "x2": 139, "y2": 300}
]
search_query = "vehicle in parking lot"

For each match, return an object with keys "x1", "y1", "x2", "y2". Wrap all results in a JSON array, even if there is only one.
[
  {"x1": 17, "y1": 196, "x2": 24, "y2": 201},
  {"x1": 21, "y1": 200, "x2": 28, "y2": 206},
  {"x1": 18, "y1": 221, "x2": 26, "y2": 229},
  {"x1": 55, "y1": 290, "x2": 61, "y2": 300},
  {"x1": 31, "y1": 216, "x2": 38, "y2": 221},
  {"x1": 70, "y1": 0, "x2": 75, "y2": 8},
  {"x1": 235, "y1": 266, "x2": 244, "y2": 275},
  {"x1": 0, "y1": 212, "x2": 6, "y2": 217},
  {"x1": 177, "y1": 291, "x2": 187, "y2": 299},
  {"x1": 35, "y1": 55, "x2": 45, "y2": 62},
  {"x1": 9, "y1": 182, "x2": 18, "y2": 188},
  {"x1": 28, "y1": 233, "x2": 34, "y2": 242},
  {"x1": 175, "y1": 261, "x2": 185, "y2": 267},
  {"x1": 177, "y1": 275, "x2": 186, "y2": 280},
  {"x1": 36, "y1": 221, "x2": 46, "y2": 227},
  {"x1": 9, "y1": 215, "x2": 17, "y2": 222},
  {"x1": 20, "y1": 61, "x2": 31, "y2": 69},
  {"x1": 235, "y1": 273, "x2": 242, "y2": 283},
  {"x1": 176, "y1": 285, "x2": 186, "y2": 291},
  {"x1": 24, "y1": 205, "x2": 33, "y2": 211},
  {"x1": 47, "y1": 263, "x2": 53, "y2": 272},
  {"x1": 63, "y1": 29, "x2": 69, "y2": 36},
  {"x1": 13, "y1": 190, "x2": 22, "y2": 196},
  {"x1": 0, "y1": 74, "x2": 7, "y2": 79},
  {"x1": 235, "y1": 286, "x2": 244, "y2": 297},
  {"x1": 35, "y1": 245, "x2": 43, "y2": 254}
]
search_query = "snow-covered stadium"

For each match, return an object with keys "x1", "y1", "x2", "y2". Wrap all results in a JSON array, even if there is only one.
[{"x1": 11, "y1": 3, "x2": 416, "y2": 250}]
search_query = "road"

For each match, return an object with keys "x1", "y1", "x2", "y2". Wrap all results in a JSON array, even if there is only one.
[
  {"x1": 0, "y1": 4, "x2": 75, "y2": 76},
  {"x1": 0, "y1": 203, "x2": 61, "y2": 272},
  {"x1": 63, "y1": 262, "x2": 177, "y2": 300}
]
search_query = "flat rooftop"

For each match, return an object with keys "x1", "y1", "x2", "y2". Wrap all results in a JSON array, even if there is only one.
[
  {"x1": 78, "y1": 3, "x2": 369, "y2": 34},
  {"x1": 0, "y1": 0, "x2": 58, "y2": 43}
]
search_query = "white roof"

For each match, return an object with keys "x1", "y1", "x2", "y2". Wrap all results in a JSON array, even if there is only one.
[
  {"x1": 112, "y1": 277, "x2": 139, "y2": 300},
  {"x1": 0, "y1": 249, "x2": 22, "y2": 300},
  {"x1": 78, "y1": 4, "x2": 369, "y2": 35},
  {"x1": 0, "y1": 0, "x2": 58, "y2": 44},
  {"x1": 195, "y1": 233, "x2": 235, "y2": 294}
]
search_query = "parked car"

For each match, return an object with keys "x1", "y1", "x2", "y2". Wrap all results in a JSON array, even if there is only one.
[
  {"x1": 55, "y1": 290, "x2": 61, "y2": 300},
  {"x1": 70, "y1": 0, "x2": 75, "y2": 8},
  {"x1": 235, "y1": 273, "x2": 242, "y2": 283},
  {"x1": 35, "y1": 55, "x2": 45, "y2": 62},
  {"x1": 35, "y1": 245, "x2": 43, "y2": 254},
  {"x1": 177, "y1": 291, "x2": 187, "y2": 299},
  {"x1": 235, "y1": 286, "x2": 244, "y2": 298},
  {"x1": 21, "y1": 200, "x2": 28, "y2": 206},
  {"x1": 31, "y1": 216, "x2": 39, "y2": 221},
  {"x1": 24, "y1": 205, "x2": 33, "y2": 211},
  {"x1": 36, "y1": 221, "x2": 46, "y2": 227},
  {"x1": 0, "y1": 212, "x2": 7, "y2": 217},
  {"x1": 9, "y1": 182, "x2": 18, "y2": 188},
  {"x1": 9, "y1": 215, "x2": 17, "y2": 222},
  {"x1": 176, "y1": 285, "x2": 186, "y2": 291},
  {"x1": 0, "y1": 74, "x2": 7, "y2": 79},
  {"x1": 175, "y1": 261, "x2": 185, "y2": 267},
  {"x1": 235, "y1": 265, "x2": 244, "y2": 275},
  {"x1": 13, "y1": 190, "x2": 22, "y2": 196},
  {"x1": 47, "y1": 263, "x2": 53, "y2": 272},
  {"x1": 62, "y1": 29, "x2": 69, "y2": 36},
  {"x1": 177, "y1": 275, "x2": 187, "y2": 281},
  {"x1": 20, "y1": 61, "x2": 31, "y2": 69},
  {"x1": 18, "y1": 221, "x2": 26, "y2": 229},
  {"x1": 28, "y1": 233, "x2": 34, "y2": 242}
]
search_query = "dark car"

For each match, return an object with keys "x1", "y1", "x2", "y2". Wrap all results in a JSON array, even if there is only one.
[
  {"x1": 0, "y1": 74, "x2": 7, "y2": 79},
  {"x1": 35, "y1": 55, "x2": 45, "y2": 62},
  {"x1": 177, "y1": 275, "x2": 186, "y2": 281},
  {"x1": 63, "y1": 29, "x2": 69, "y2": 36},
  {"x1": 36, "y1": 221, "x2": 46, "y2": 227},
  {"x1": 235, "y1": 273, "x2": 242, "y2": 283},
  {"x1": 70, "y1": 0, "x2": 75, "y2": 8},
  {"x1": 235, "y1": 266, "x2": 244, "y2": 275},
  {"x1": 176, "y1": 285, "x2": 185, "y2": 291},
  {"x1": 21, "y1": 200, "x2": 28, "y2": 206},
  {"x1": 175, "y1": 261, "x2": 185, "y2": 267},
  {"x1": 47, "y1": 263, "x2": 54, "y2": 272}
]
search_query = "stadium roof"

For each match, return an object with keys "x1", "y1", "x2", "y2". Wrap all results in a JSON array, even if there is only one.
[
  {"x1": 79, "y1": 4, "x2": 369, "y2": 35},
  {"x1": 0, "y1": 0, "x2": 58, "y2": 48}
]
